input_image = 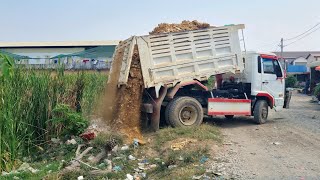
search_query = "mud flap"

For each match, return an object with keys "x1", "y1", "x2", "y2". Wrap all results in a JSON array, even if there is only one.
[{"x1": 283, "y1": 90, "x2": 292, "y2": 109}]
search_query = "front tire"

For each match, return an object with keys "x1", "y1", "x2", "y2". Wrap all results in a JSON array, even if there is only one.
[
  {"x1": 254, "y1": 100, "x2": 268, "y2": 124},
  {"x1": 165, "y1": 97, "x2": 203, "y2": 127}
]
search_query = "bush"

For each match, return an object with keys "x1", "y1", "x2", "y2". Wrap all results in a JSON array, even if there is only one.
[
  {"x1": 285, "y1": 75, "x2": 297, "y2": 88},
  {"x1": 48, "y1": 104, "x2": 89, "y2": 136},
  {"x1": 0, "y1": 54, "x2": 107, "y2": 171},
  {"x1": 314, "y1": 84, "x2": 320, "y2": 98}
]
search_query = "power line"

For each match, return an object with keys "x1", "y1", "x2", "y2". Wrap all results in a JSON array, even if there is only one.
[
  {"x1": 284, "y1": 22, "x2": 320, "y2": 41},
  {"x1": 284, "y1": 25, "x2": 320, "y2": 47}
]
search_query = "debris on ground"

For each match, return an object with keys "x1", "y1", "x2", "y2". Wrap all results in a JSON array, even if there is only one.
[
  {"x1": 170, "y1": 139, "x2": 195, "y2": 150},
  {"x1": 51, "y1": 138, "x2": 60, "y2": 144},
  {"x1": 272, "y1": 142, "x2": 281, "y2": 145},
  {"x1": 17, "y1": 163, "x2": 39, "y2": 173},
  {"x1": 66, "y1": 139, "x2": 77, "y2": 145},
  {"x1": 79, "y1": 132, "x2": 96, "y2": 141},
  {"x1": 121, "y1": 145, "x2": 129, "y2": 151},
  {"x1": 128, "y1": 155, "x2": 136, "y2": 160}
]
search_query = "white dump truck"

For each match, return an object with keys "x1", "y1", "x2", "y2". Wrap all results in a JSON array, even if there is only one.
[{"x1": 112, "y1": 24, "x2": 289, "y2": 130}]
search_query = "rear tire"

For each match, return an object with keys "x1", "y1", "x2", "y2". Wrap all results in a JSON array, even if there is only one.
[
  {"x1": 254, "y1": 100, "x2": 268, "y2": 124},
  {"x1": 165, "y1": 97, "x2": 203, "y2": 127},
  {"x1": 225, "y1": 115, "x2": 234, "y2": 119}
]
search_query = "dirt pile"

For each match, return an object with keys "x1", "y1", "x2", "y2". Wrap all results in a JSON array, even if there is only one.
[{"x1": 149, "y1": 20, "x2": 211, "y2": 35}]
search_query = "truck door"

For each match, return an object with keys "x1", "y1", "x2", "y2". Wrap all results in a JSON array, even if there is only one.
[{"x1": 261, "y1": 57, "x2": 285, "y2": 111}]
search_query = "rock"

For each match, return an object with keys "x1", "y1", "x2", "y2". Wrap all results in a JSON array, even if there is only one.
[
  {"x1": 128, "y1": 155, "x2": 136, "y2": 160},
  {"x1": 77, "y1": 176, "x2": 84, "y2": 180},
  {"x1": 213, "y1": 172, "x2": 223, "y2": 176},
  {"x1": 154, "y1": 157, "x2": 160, "y2": 161},
  {"x1": 121, "y1": 145, "x2": 129, "y2": 151},
  {"x1": 178, "y1": 156, "x2": 184, "y2": 161},
  {"x1": 18, "y1": 163, "x2": 39, "y2": 173},
  {"x1": 112, "y1": 145, "x2": 119, "y2": 152},
  {"x1": 126, "y1": 174, "x2": 134, "y2": 180},
  {"x1": 192, "y1": 175, "x2": 203, "y2": 179},
  {"x1": 51, "y1": 138, "x2": 60, "y2": 144},
  {"x1": 149, "y1": 164, "x2": 157, "y2": 168},
  {"x1": 168, "y1": 165, "x2": 177, "y2": 169},
  {"x1": 66, "y1": 139, "x2": 77, "y2": 145},
  {"x1": 223, "y1": 142, "x2": 233, "y2": 145},
  {"x1": 272, "y1": 142, "x2": 281, "y2": 145}
]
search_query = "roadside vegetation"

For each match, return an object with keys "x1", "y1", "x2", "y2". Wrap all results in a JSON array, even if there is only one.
[
  {"x1": 0, "y1": 54, "x2": 107, "y2": 173},
  {"x1": 285, "y1": 75, "x2": 297, "y2": 88},
  {"x1": 0, "y1": 53, "x2": 222, "y2": 179}
]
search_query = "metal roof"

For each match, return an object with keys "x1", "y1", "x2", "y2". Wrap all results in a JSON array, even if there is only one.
[
  {"x1": 0, "y1": 40, "x2": 120, "y2": 48},
  {"x1": 273, "y1": 51, "x2": 320, "y2": 59}
]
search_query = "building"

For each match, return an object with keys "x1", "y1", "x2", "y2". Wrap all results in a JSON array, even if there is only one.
[
  {"x1": 0, "y1": 41, "x2": 119, "y2": 69},
  {"x1": 274, "y1": 51, "x2": 319, "y2": 81},
  {"x1": 307, "y1": 53, "x2": 320, "y2": 92}
]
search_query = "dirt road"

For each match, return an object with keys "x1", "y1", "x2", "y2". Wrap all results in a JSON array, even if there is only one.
[{"x1": 207, "y1": 93, "x2": 320, "y2": 179}]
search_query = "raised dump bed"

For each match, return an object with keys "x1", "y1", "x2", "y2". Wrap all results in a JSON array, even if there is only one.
[{"x1": 115, "y1": 24, "x2": 245, "y2": 94}]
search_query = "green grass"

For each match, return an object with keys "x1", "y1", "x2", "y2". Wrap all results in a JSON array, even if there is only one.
[
  {"x1": 0, "y1": 55, "x2": 107, "y2": 172},
  {"x1": 154, "y1": 124, "x2": 222, "y2": 150}
]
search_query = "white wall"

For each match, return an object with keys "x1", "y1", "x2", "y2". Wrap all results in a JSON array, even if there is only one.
[{"x1": 307, "y1": 54, "x2": 320, "y2": 67}]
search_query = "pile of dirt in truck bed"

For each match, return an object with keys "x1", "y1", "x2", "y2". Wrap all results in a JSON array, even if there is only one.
[{"x1": 149, "y1": 20, "x2": 211, "y2": 35}]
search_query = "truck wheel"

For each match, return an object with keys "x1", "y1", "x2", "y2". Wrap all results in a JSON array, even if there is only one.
[
  {"x1": 225, "y1": 115, "x2": 234, "y2": 119},
  {"x1": 254, "y1": 100, "x2": 268, "y2": 124},
  {"x1": 165, "y1": 97, "x2": 203, "y2": 127}
]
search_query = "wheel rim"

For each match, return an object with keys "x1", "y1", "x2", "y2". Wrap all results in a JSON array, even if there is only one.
[
  {"x1": 261, "y1": 107, "x2": 268, "y2": 119},
  {"x1": 178, "y1": 105, "x2": 198, "y2": 126}
]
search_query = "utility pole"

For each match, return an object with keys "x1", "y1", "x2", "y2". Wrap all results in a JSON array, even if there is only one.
[{"x1": 280, "y1": 38, "x2": 286, "y2": 71}]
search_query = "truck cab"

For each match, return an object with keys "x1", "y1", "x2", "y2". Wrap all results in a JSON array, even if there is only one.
[{"x1": 244, "y1": 52, "x2": 285, "y2": 111}]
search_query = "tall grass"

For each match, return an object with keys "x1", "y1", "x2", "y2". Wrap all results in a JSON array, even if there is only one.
[{"x1": 0, "y1": 56, "x2": 107, "y2": 171}]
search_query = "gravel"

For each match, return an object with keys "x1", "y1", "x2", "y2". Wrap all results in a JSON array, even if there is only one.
[{"x1": 206, "y1": 92, "x2": 320, "y2": 179}]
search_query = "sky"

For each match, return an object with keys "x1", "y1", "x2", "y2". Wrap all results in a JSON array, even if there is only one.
[{"x1": 0, "y1": 0, "x2": 319, "y2": 52}]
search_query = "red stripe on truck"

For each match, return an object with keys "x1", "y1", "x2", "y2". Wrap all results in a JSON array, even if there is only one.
[
  {"x1": 208, "y1": 98, "x2": 251, "y2": 103},
  {"x1": 260, "y1": 54, "x2": 278, "y2": 60}
]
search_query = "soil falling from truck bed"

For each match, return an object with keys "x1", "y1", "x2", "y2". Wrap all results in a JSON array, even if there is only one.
[
  {"x1": 101, "y1": 44, "x2": 144, "y2": 142},
  {"x1": 101, "y1": 41, "x2": 126, "y2": 125},
  {"x1": 102, "y1": 20, "x2": 212, "y2": 142},
  {"x1": 112, "y1": 46, "x2": 144, "y2": 141}
]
